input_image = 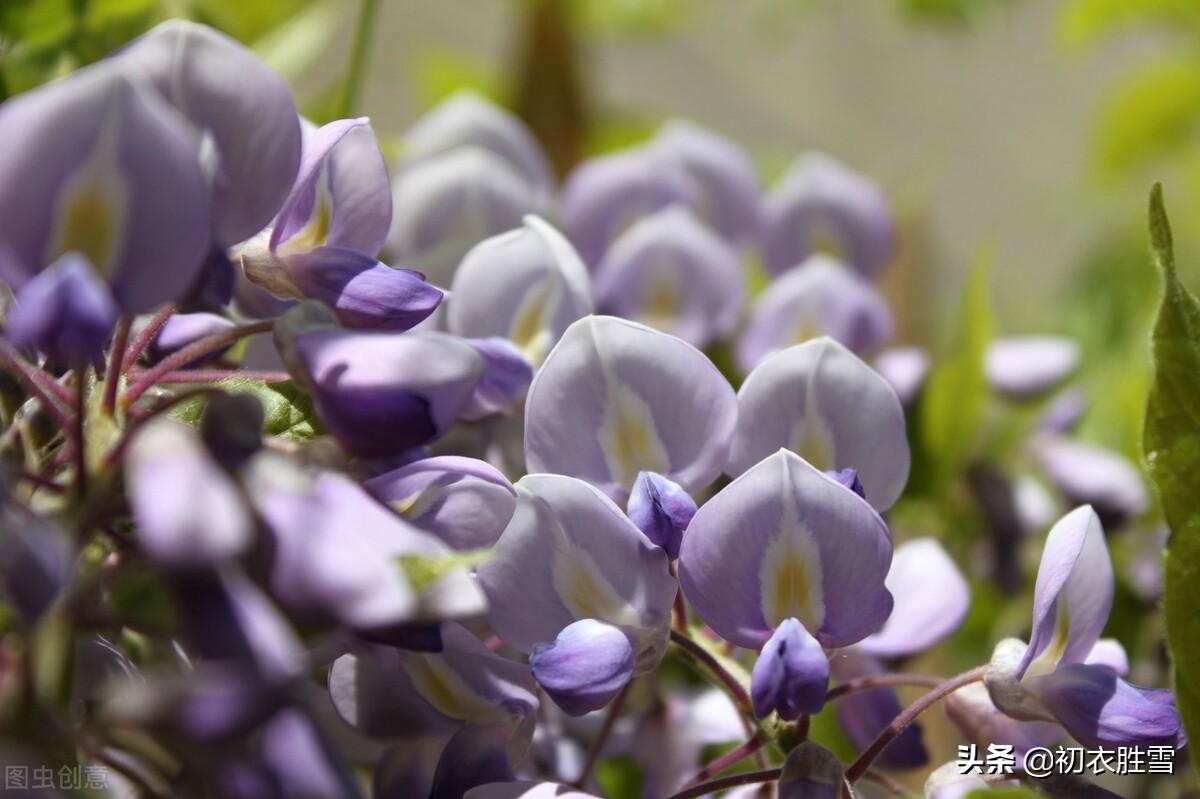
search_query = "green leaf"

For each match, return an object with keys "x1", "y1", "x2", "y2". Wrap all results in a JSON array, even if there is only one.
[
  {"x1": 1059, "y1": 0, "x2": 1200, "y2": 50},
  {"x1": 1141, "y1": 182, "x2": 1200, "y2": 772},
  {"x1": 917, "y1": 243, "x2": 994, "y2": 491},
  {"x1": 252, "y1": 0, "x2": 343, "y2": 81},
  {"x1": 168, "y1": 379, "x2": 323, "y2": 442},
  {"x1": 398, "y1": 549, "x2": 492, "y2": 593}
]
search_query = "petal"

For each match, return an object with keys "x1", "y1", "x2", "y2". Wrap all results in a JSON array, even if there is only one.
[
  {"x1": 117, "y1": 20, "x2": 302, "y2": 247},
  {"x1": 1033, "y1": 435, "x2": 1149, "y2": 527},
  {"x1": 874, "y1": 346, "x2": 930, "y2": 408},
  {"x1": 465, "y1": 784, "x2": 599, "y2": 799},
  {"x1": 1085, "y1": 638, "x2": 1130, "y2": 677},
  {"x1": 750, "y1": 618, "x2": 829, "y2": 720},
  {"x1": 985, "y1": 336, "x2": 1080, "y2": 400},
  {"x1": 403, "y1": 91, "x2": 554, "y2": 200},
  {"x1": 460, "y1": 337, "x2": 534, "y2": 420},
  {"x1": 6, "y1": 253, "x2": 118, "y2": 364},
  {"x1": 365, "y1": 455, "x2": 518, "y2": 550},
  {"x1": 831, "y1": 652, "x2": 928, "y2": 770},
  {"x1": 1018, "y1": 506, "x2": 1113, "y2": 678},
  {"x1": 272, "y1": 117, "x2": 391, "y2": 256},
  {"x1": 592, "y1": 206, "x2": 744, "y2": 348},
  {"x1": 0, "y1": 65, "x2": 210, "y2": 311},
  {"x1": 562, "y1": 147, "x2": 698, "y2": 266},
  {"x1": 858, "y1": 538, "x2": 970, "y2": 658},
  {"x1": 283, "y1": 246, "x2": 443, "y2": 330},
  {"x1": 295, "y1": 328, "x2": 484, "y2": 457},
  {"x1": 446, "y1": 215, "x2": 592, "y2": 367},
  {"x1": 476, "y1": 473, "x2": 676, "y2": 670},
  {"x1": 151, "y1": 311, "x2": 235, "y2": 364},
  {"x1": 126, "y1": 419, "x2": 252, "y2": 569},
  {"x1": 373, "y1": 740, "x2": 445, "y2": 799},
  {"x1": 1029, "y1": 662, "x2": 1184, "y2": 748},
  {"x1": 429, "y1": 725, "x2": 517, "y2": 799},
  {"x1": 260, "y1": 709, "x2": 363, "y2": 799},
  {"x1": 387, "y1": 147, "x2": 543, "y2": 287},
  {"x1": 531, "y1": 619, "x2": 635, "y2": 716},
  {"x1": 737, "y1": 254, "x2": 893, "y2": 372},
  {"x1": 729, "y1": 337, "x2": 910, "y2": 511},
  {"x1": 679, "y1": 449, "x2": 893, "y2": 649},
  {"x1": 760, "y1": 152, "x2": 894, "y2": 279},
  {"x1": 0, "y1": 508, "x2": 72, "y2": 626},
  {"x1": 524, "y1": 315, "x2": 737, "y2": 500},
  {"x1": 652, "y1": 119, "x2": 761, "y2": 244},
  {"x1": 777, "y1": 742, "x2": 846, "y2": 799},
  {"x1": 626, "y1": 471, "x2": 696, "y2": 560},
  {"x1": 945, "y1": 681, "x2": 1065, "y2": 759}
]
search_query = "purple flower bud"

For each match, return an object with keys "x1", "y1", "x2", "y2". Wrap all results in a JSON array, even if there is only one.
[
  {"x1": 1032, "y1": 662, "x2": 1183, "y2": 748},
  {"x1": 651, "y1": 119, "x2": 761, "y2": 245},
  {"x1": 986, "y1": 336, "x2": 1080, "y2": 400},
  {"x1": 593, "y1": 207, "x2": 744, "y2": 348},
  {"x1": 562, "y1": 147, "x2": 698, "y2": 266},
  {"x1": 751, "y1": 618, "x2": 829, "y2": 720},
  {"x1": 115, "y1": 21, "x2": 302, "y2": 248},
  {"x1": 387, "y1": 147, "x2": 543, "y2": 287},
  {"x1": 151, "y1": 311, "x2": 235, "y2": 365},
  {"x1": 826, "y1": 468, "x2": 865, "y2": 499},
  {"x1": 446, "y1": 216, "x2": 592, "y2": 367},
  {"x1": 403, "y1": 92, "x2": 554, "y2": 202},
  {"x1": 626, "y1": 471, "x2": 696, "y2": 560},
  {"x1": 729, "y1": 337, "x2": 910, "y2": 511},
  {"x1": 531, "y1": 619, "x2": 635, "y2": 716},
  {"x1": 760, "y1": 153, "x2": 895, "y2": 279},
  {"x1": 524, "y1": 316, "x2": 737, "y2": 501},
  {"x1": 737, "y1": 254, "x2": 893, "y2": 372},
  {"x1": 365, "y1": 455, "x2": 518, "y2": 550},
  {"x1": 6, "y1": 253, "x2": 118, "y2": 365},
  {"x1": 461, "y1": 338, "x2": 534, "y2": 420},
  {"x1": 679, "y1": 450, "x2": 894, "y2": 651},
  {"x1": 294, "y1": 328, "x2": 484, "y2": 457},
  {"x1": 777, "y1": 742, "x2": 846, "y2": 799}
]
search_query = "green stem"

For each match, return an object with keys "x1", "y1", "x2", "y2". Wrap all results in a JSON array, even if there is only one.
[{"x1": 338, "y1": 0, "x2": 380, "y2": 118}]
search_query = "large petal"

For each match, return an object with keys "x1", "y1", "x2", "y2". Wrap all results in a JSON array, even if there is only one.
[
  {"x1": 476, "y1": 473, "x2": 676, "y2": 670},
  {"x1": 116, "y1": 20, "x2": 301, "y2": 247},
  {"x1": 446, "y1": 215, "x2": 592, "y2": 366},
  {"x1": 858, "y1": 538, "x2": 970, "y2": 658},
  {"x1": 760, "y1": 152, "x2": 894, "y2": 279},
  {"x1": 272, "y1": 117, "x2": 391, "y2": 256},
  {"x1": 737, "y1": 254, "x2": 893, "y2": 372},
  {"x1": 679, "y1": 449, "x2": 893, "y2": 649},
  {"x1": 561, "y1": 147, "x2": 698, "y2": 266},
  {"x1": 1018, "y1": 506, "x2": 1113, "y2": 678},
  {"x1": 651, "y1": 119, "x2": 760, "y2": 245},
  {"x1": 386, "y1": 147, "x2": 543, "y2": 287},
  {"x1": 524, "y1": 315, "x2": 737, "y2": 500},
  {"x1": 126, "y1": 418, "x2": 251, "y2": 570},
  {"x1": 402, "y1": 91, "x2": 554, "y2": 201},
  {"x1": 0, "y1": 65, "x2": 210, "y2": 311},
  {"x1": 729, "y1": 337, "x2": 909, "y2": 511},
  {"x1": 592, "y1": 206, "x2": 744, "y2": 348},
  {"x1": 365, "y1": 455, "x2": 517, "y2": 550}
]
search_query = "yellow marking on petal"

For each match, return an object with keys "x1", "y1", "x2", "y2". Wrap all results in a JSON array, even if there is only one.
[
  {"x1": 598, "y1": 383, "x2": 670, "y2": 489},
  {"x1": 1029, "y1": 600, "x2": 1072, "y2": 676},
  {"x1": 404, "y1": 653, "x2": 505, "y2": 723},
  {"x1": 760, "y1": 461, "x2": 825, "y2": 629},
  {"x1": 278, "y1": 180, "x2": 333, "y2": 256},
  {"x1": 640, "y1": 273, "x2": 680, "y2": 331},
  {"x1": 509, "y1": 281, "x2": 557, "y2": 365},
  {"x1": 788, "y1": 317, "x2": 823, "y2": 346},
  {"x1": 50, "y1": 106, "x2": 129, "y2": 275},
  {"x1": 551, "y1": 541, "x2": 642, "y2": 628},
  {"x1": 390, "y1": 488, "x2": 440, "y2": 520},
  {"x1": 808, "y1": 224, "x2": 845, "y2": 261},
  {"x1": 789, "y1": 417, "x2": 835, "y2": 472}
]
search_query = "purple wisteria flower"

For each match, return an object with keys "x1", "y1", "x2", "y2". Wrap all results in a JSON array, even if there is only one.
[
  {"x1": 592, "y1": 207, "x2": 744, "y2": 348},
  {"x1": 626, "y1": 470, "x2": 697, "y2": 560},
  {"x1": 523, "y1": 315, "x2": 737, "y2": 501},
  {"x1": 984, "y1": 506, "x2": 1184, "y2": 748},
  {"x1": 465, "y1": 783, "x2": 597, "y2": 799},
  {"x1": 737, "y1": 253, "x2": 894, "y2": 372},
  {"x1": 1031, "y1": 435, "x2": 1150, "y2": 527},
  {"x1": 446, "y1": 215, "x2": 593, "y2": 367},
  {"x1": 760, "y1": 152, "x2": 895, "y2": 279},
  {"x1": 985, "y1": 335, "x2": 1080, "y2": 400},
  {"x1": 5, "y1": 253, "x2": 119, "y2": 364},
  {"x1": 150, "y1": 311, "x2": 235, "y2": 364},
  {"x1": 365, "y1": 455, "x2": 518, "y2": 550},
  {"x1": 728, "y1": 337, "x2": 910, "y2": 511},
  {"x1": 874, "y1": 345, "x2": 931, "y2": 408},
  {"x1": 476, "y1": 473, "x2": 677, "y2": 715},
  {"x1": 460, "y1": 337, "x2": 535, "y2": 420},
  {"x1": 679, "y1": 449, "x2": 894, "y2": 718}
]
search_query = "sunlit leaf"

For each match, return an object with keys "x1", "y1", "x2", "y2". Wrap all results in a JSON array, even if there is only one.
[
  {"x1": 169, "y1": 379, "x2": 323, "y2": 442},
  {"x1": 1059, "y1": 0, "x2": 1200, "y2": 49},
  {"x1": 252, "y1": 0, "x2": 344, "y2": 81},
  {"x1": 397, "y1": 549, "x2": 492, "y2": 593},
  {"x1": 1093, "y1": 57, "x2": 1200, "y2": 180},
  {"x1": 1141, "y1": 183, "x2": 1200, "y2": 772}
]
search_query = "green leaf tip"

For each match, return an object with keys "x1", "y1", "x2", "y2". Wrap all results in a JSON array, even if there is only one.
[{"x1": 1149, "y1": 182, "x2": 1176, "y2": 282}]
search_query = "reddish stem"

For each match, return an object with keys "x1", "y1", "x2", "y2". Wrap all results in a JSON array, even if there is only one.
[
  {"x1": 121, "y1": 303, "x2": 177, "y2": 371},
  {"x1": 681, "y1": 732, "x2": 766, "y2": 789},
  {"x1": 0, "y1": 342, "x2": 73, "y2": 429},
  {"x1": 573, "y1": 682, "x2": 630, "y2": 789},
  {"x1": 824, "y1": 673, "x2": 944, "y2": 702},
  {"x1": 102, "y1": 316, "x2": 132, "y2": 415},
  {"x1": 136, "y1": 369, "x2": 292, "y2": 385},
  {"x1": 666, "y1": 767, "x2": 782, "y2": 799},
  {"x1": 668, "y1": 629, "x2": 753, "y2": 718}
]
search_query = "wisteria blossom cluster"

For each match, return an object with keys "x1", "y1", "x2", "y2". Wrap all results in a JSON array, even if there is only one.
[{"x1": 0, "y1": 20, "x2": 1185, "y2": 799}]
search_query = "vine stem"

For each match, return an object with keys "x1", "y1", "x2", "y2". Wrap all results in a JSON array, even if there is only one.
[
  {"x1": 680, "y1": 732, "x2": 766, "y2": 789},
  {"x1": 102, "y1": 316, "x2": 131, "y2": 415},
  {"x1": 73, "y1": 369, "x2": 87, "y2": 498},
  {"x1": 844, "y1": 664, "x2": 987, "y2": 786},
  {"x1": 666, "y1": 767, "x2": 782, "y2": 799},
  {"x1": 824, "y1": 672, "x2": 944, "y2": 702},
  {"x1": 572, "y1": 682, "x2": 630, "y2": 789},
  {"x1": 0, "y1": 342, "x2": 73, "y2": 429},
  {"x1": 121, "y1": 319, "x2": 273, "y2": 408},
  {"x1": 122, "y1": 303, "x2": 177, "y2": 371},
  {"x1": 668, "y1": 629, "x2": 753, "y2": 718}
]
